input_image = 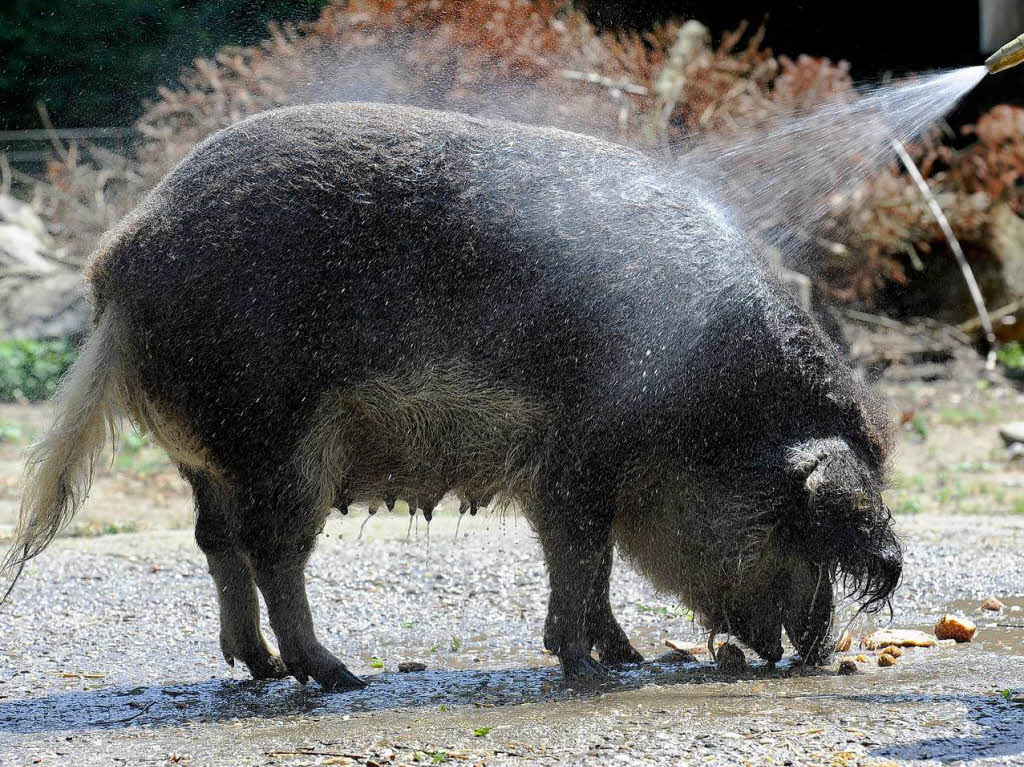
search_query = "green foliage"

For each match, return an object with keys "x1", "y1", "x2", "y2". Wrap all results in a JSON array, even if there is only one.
[
  {"x1": 473, "y1": 726, "x2": 492, "y2": 737},
  {"x1": 113, "y1": 428, "x2": 171, "y2": 476},
  {"x1": 907, "y1": 412, "x2": 930, "y2": 441},
  {"x1": 67, "y1": 520, "x2": 139, "y2": 537},
  {"x1": 0, "y1": 338, "x2": 76, "y2": 402},
  {"x1": 890, "y1": 498, "x2": 923, "y2": 515},
  {"x1": 0, "y1": 423, "x2": 23, "y2": 444},
  {"x1": 935, "y1": 404, "x2": 1004, "y2": 427},
  {"x1": 120, "y1": 430, "x2": 150, "y2": 453},
  {"x1": 0, "y1": 0, "x2": 329, "y2": 130},
  {"x1": 412, "y1": 751, "x2": 448, "y2": 764},
  {"x1": 997, "y1": 342, "x2": 1024, "y2": 375}
]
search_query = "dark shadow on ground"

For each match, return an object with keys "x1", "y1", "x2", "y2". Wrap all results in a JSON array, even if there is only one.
[
  {"x1": 0, "y1": 659, "x2": 816, "y2": 735},
  {"x1": 778, "y1": 690, "x2": 1024, "y2": 764},
  {"x1": 863, "y1": 693, "x2": 1024, "y2": 764},
  {"x1": 5, "y1": 662, "x2": 1021, "y2": 764}
]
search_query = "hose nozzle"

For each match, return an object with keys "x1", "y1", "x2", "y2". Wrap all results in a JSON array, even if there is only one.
[{"x1": 986, "y1": 32, "x2": 1024, "y2": 73}]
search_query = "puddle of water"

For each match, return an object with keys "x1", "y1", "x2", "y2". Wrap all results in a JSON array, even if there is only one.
[{"x1": 939, "y1": 598, "x2": 1024, "y2": 654}]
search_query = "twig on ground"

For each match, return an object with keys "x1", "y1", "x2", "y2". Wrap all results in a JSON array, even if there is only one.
[
  {"x1": 35, "y1": 250, "x2": 86, "y2": 270},
  {"x1": 264, "y1": 749, "x2": 368, "y2": 758},
  {"x1": 99, "y1": 701, "x2": 155, "y2": 725},
  {"x1": 0, "y1": 271, "x2": 48, "y2": 281},
  {"x1": 915, "y1": 317, "x2": 974, "y2": 346}
]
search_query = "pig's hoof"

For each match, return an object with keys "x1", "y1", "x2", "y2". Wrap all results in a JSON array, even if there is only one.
[
  {"x1": 560, "y1": 653, "x2": 609, "y2": 682},
  {"x1": 598, "y1": 642, "x2": 645, "y2": 666},
  {"x1": 247, "y1": 652, "x2": 289, "y2": 681},
  {"x1": 222, "y1": 638, "x2": 290, "y2": 681},
  {"x1": 598, "y1": 638, "x2": 643, "y2": 667},
  {"x1": 284, "y1": 644, "x2": 367, "y2": 692},
  {"x1": 794, "y1": 639, "x2": 835, "y2": 667},
  {"x1": 317, "y1": 661, "x2": 367, "y2": 692}
]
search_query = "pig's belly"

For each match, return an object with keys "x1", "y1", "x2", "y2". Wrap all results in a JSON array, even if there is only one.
[{"x1": 292, "y1": 362, "x2": 552, "y2": 514}]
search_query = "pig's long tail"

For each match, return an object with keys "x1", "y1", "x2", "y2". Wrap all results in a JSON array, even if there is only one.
[{"x1": 0, "y1": 310, "x2": 124, "y2": 604}]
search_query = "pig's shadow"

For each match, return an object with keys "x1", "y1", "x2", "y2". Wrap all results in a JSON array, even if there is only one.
[
  {"x1": 3, "y1": 666, "x2": 1022, "y2": 764},
  {"x1": 0, "y1": 660, "x2": 799, "y2": 735}
]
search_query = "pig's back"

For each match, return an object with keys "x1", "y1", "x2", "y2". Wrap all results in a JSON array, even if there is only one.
[{"x1": 86, "y1": 104, "x2": 764, "y2": 460}]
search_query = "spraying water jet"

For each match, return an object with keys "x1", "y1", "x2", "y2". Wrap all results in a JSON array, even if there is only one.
[{"x1": 986, "y1": 32, "x2": 1024, "y2": 73}]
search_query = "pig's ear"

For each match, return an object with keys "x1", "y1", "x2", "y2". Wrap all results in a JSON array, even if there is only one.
[{"x1": 786, "y1": 438, "x2": 851, "y2": 496}]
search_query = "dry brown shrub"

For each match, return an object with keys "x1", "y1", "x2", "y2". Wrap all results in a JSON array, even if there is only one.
[
  {"x1": 819, "y1": 105, "x2": 1024, "y2": 304},
  {"x1": 820, "y1": 168, "x2": 990, "y2": 303},
  {"x1": 133, "y1": 0, "x2": 652, "y2": 182},
  {"x1": 943, "y1": 105, "x2": 1024, "y2": 215},
  {"x1": 42, "y1": 3, "x2": 850, "y2": 261},
  {"x1": 16, "y1": 142, "x2": 148, "y2": 263}
]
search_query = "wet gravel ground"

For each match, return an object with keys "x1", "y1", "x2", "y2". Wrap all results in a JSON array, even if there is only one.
[{"x1": 1, "y1": 511, "x2": 1024, "y2": 766}]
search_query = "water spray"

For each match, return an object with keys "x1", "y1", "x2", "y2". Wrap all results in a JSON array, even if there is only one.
[
  {"x1": 892, "y1": 32, "x2": 1024, "y2": 359},
  {"x1": 986, "y1": 32, "x2": 1024, "y2": 73}
]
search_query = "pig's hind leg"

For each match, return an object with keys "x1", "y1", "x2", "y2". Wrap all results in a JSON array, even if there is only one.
[
  {"x1": 186, "y1": 469, "x2": 288, "y2": 681},
  {"x1": 238, "y1": 476, "x2": 366, "y2": 692}
]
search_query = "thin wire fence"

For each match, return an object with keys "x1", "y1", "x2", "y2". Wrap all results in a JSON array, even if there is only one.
[{"x1": 0, "y1": 127, "x2": 133, "y2": 171}]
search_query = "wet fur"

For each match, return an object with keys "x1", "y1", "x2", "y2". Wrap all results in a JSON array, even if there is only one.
[
  {"x1": 294, "y1": 364, "x2": 549, "y2": 515},
  {"x1": 6, "y1": 103, "x2": 900, "y2": 683}
]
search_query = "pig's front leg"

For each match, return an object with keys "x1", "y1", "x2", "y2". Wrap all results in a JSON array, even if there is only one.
[
  {"x1": 589, "y1": 544, "x2": 644, "y2": 666},
  {"x1": 532, "y1": 474, "x2": 635, "y2": 680}
]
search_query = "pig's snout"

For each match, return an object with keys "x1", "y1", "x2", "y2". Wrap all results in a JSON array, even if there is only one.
[{"x1": 856, "y1": 519, "x2": 903, "y2": 612}]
